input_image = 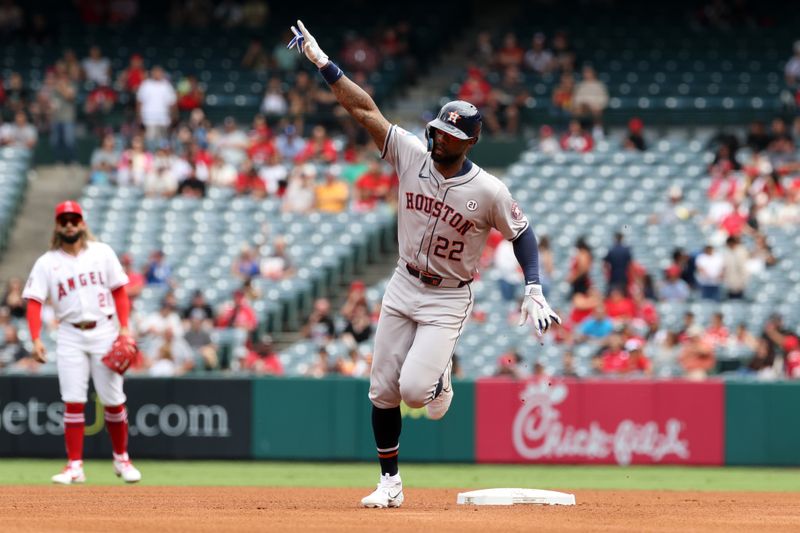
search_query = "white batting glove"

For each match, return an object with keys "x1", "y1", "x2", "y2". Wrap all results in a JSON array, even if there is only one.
[
  {"x1": 287, "y1": 19, "x2": 329, "y2": 68},
  {"x1": 518, "y1": 284, "x2": 561, "y2": 335}
]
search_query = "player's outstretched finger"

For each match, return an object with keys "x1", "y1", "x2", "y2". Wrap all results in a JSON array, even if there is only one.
[
  {"x1": 517, "y1": 309, "x2": 528, "y2": 327},
  {"x1": 297, "y1": 20, "x2": 310, "y2": 36}
]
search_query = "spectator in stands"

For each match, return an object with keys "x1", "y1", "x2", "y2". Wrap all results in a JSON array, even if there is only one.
[
  {"x1": 181, "y1": 289, "x2": 215, "y2": 325},
  {"x1": 458, "y1": 66, "x2": 492, "y2": 109},
  {"x1": 213, "y1": 0, "x2": 243, "y2": 27},
  {"x1": 275, "y1": 123, "x2": 306, "y2": 161},
  {"x1": 340, "y1": 280, "x2": 368, "y2": 322},
  {"x1": 1, "y1": 277, "x2": 25, "y2": 319},
  {"x1": 604, "y1": 287, "x2": 636, "y2": 322},
  {"x1": 242, "y1": 335, "x2": 284, "y2": 375},
  {"x1": 307, "y1": 346, "x2": 332, "y2": 378},
  {"x1": 84, "y1": 82, "x2": 117, "y2": 137},
  {"x1": 624, "y1": 339, "x2": 652, "y2": 376},
  {"x1": 566, "y1": 236, "x2": 593, "y2": 296},
  {"x1": 146, "y1": 328, "x2": 195, "y2": 377},
  {"x1": 495, "y1": 351, "x2": 527, "y2": 379},
  {"x1": 0, "y1": 0, "x2": 23, "y2": 39},
  {"x1": 208, "y1": 152, "x2": 237, "y2": 188},
  {"x1": 242, "y1": 38, "x2": 270, "y2": 71},
  {"x1": 561, "y1": 350, "x2": 578, "y2": 378},
  {"x1": 0, "y1": 110, "x2": 37, "y2": 149},
  {"x1": 119, "y1": 253, "x2": 144, "y2": 301},
  {"x1": 2, "y1": 72, "x2": 28, "y2": 119},
  {"x1": 0, "y1": 319, "x2": 29, "y2": 370},
  {"x1": 551, "y1": 30, "x2": 576, "y2": 73},
  {"x1": 261, "y1": 78, "x2": 288, "y2": 118},
  {"x1": 108, "y1": 0, "x2": 139, "y2": 25},
  {"x1": 117, "y1": 53, "x2": 146, "y2": 98},
  {"x1": 176, "y1": 75, "x2": 204, "y2": 113},
  {"x1": 117, "y1": 135, "x2": 154, "y2": 187},
  {"x1": 551, "y1": 72, "x2": 574, "y2": 119},
  {"x1": 260, "y1": 235, "x2": 293, "y2": 281},
  {"x1": 704, "y1": 311, "x2": 729, "y2": 349},
  {"x1": 216, "y1": 289, "x2": 258, "y2": 333},
  {"x1": 761, "y1": 312, "x2": 791, "y2": 365},
  {"x1": 315, "y1": 164, "x2": 349, "y2": 213},
  {"x1": 603, "y1": 231, "x2": 632, "y2": 295},
  {"x1": 658, "y1": 265, "x2": 691, "y2": 302},
  {"x1": 679, "y1": 325, "x2": 716, "y2": 380},
  {"x1": 137, "y1": 66, "x2": 176, "y2": 149},
  {"x1": 721, "y1": 235, "x2": 749, "y2": 299},
  {"x1": 340, "y1": 34, "x2": 379, "y2": 74},
  {"x1": 523, "y1": 33, "x2": 554, "y2": 75},
  {"x1": 784, "y1": 336, "x2": 800, "y2": 379},
  {"x1": 472, "y1": 32, "x2": 494, "y2": 70},
  {"x1": 594, "y1": 333, "x2": 627, "y2": 375},
  {"x1": 569, "y1": 286, "x2": 603, "y2": 327},
  {"x1": 784, "y1": 40, "x2": 800, "y2": 88},
  {"x1": 303, "y1": 297, "x2": 336, "y2": 346},
  {"x1": 183, "y1": 309, "x2": 218, "y2": 371},
  {"x1": 61, "y1": 49, "x2": 82, "y2": 82},
  {"x1": 746, "y1": 339, "x2": 778, "y2": 379},
  {"x1": 576, "y1": 306, "x2": 614, "y2": 344},
  {"x1": 82, "y1": 46, "x2": 111, "y2": 86},
  {"x1": 341, "y1": 302, "x2": 373, "y2": 348},
  {"x1": 573, "y1": 66, "x2": 608, "y2": 135},
  {"x1": 538, "y1": 125, "x2": 560, "y2": 154},
  {"x1": 354, "y1": 158, "x2": 392, "y2": 210},
  {"x1": 695, "y1": 244, "x2": 724, "y2": 301},
  {"x1": 143, "y1": 249, "x2": 172, "y2": 286},
  {"x1": 623, "y1": 117, "x2": 647, "y2": 151},
  {"x1": 493, "y1": 66, "x2": 529, "y2": 135},
  {"x1": 48, "y1": 63, "x2": 78, "y2": 163},
  {"x1": 232, "y1": 245, "x2": 260, "y2": 281},
  {"x1": 497, "y1": 32, "x2": 524, "y2": 69},
  {"x1": 746, "y1": 120, "x2": 771, "y2": 153},
  {"x1": 147, "y1": 142, "x2": 183, "y2": 196},
  {"x1": 560, "y1": 119, "x2": 593, "y2": 152},
  {"x1": 212, "y1": 116, "x2": 249, "y2": 167},
  {"x1": 493, "y1": 238, "x2": 523, "y2": 311},
  {"x1": 650, "y1": 330, "x2": 680, "y2": 375},
  {"x1": 337, "y1": 347, "x2": 370, "y2": 378},
  {"x1": 139, "y1": 298, "x2": 184, "y2": 344},
  {"x1": 176, "y1": 163, "x2": 206, "y2": 198},
  {"x1": 282, "y1": 165, "x2": 316, "y2": 214},
  {"x1": 729, "y1": 322, "x2": 759, "y2": 357},
  {"x1": 235, "y1": 158, "x2": 267, "y2": 197},
  {"x1": 295, "y1": 125, "x2": 337, "y2": 164}
]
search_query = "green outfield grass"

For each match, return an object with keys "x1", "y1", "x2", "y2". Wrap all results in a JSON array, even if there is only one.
[{"x1": 1, "y1": 460, "x2": 799, "y2": 491}]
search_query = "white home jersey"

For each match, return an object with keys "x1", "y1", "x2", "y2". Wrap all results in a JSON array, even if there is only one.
[
  {"x1": 382, "y1": 124, "x2": 528, "y2": 281},
  {"x1": 23, "y1": 241, "x2": 129, "y2": 323}
]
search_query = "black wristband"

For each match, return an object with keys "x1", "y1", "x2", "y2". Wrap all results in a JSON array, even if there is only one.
[{"x1": 319, "y1": 61, "x2": 344, "y2": 85}]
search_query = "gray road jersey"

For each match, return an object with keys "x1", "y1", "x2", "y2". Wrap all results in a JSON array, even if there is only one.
[{"x1": 382, "y1": 125, "x2": 529, "y2": 281}]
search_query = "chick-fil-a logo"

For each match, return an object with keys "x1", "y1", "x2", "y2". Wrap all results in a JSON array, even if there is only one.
[{"x1": 512, "y1": 382, "x2": 689, "y2": 465}]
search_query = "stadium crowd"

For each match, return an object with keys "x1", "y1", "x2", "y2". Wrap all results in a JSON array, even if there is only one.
[{"x1": 0, "y1": 0, "x2": 798, "y2": 381}]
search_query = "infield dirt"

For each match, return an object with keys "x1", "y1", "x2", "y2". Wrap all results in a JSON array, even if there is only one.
[{"x1": 2, "y1": 486, "x2": 799, "y2": 532}]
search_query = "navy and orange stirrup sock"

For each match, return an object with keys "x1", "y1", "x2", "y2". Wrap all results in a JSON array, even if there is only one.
[{"x1": 372, "y1": 405, "x2": 401, "y2": 476}]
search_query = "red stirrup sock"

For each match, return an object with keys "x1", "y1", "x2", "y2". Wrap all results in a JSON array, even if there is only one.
[
  {"x1": 63, "y1": 403, "x2": 85, "y2": 462},
  {"x1": 104, "y1": 404, "x2": 129, "y2": 456}
]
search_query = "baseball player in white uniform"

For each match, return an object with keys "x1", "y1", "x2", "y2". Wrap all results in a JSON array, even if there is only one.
[
  {"x1": 288, "y1": 21, "x2": 560, "y2": 507},
  {"x1": 23, "y1": 201, "x2": 142, "y2": 484}
]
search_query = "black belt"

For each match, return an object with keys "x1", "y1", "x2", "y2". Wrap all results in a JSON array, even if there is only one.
[
  {"x1": 406, "y1": 264, "x2": 472, "y2": 288},
  {"x1": 71, "y1": 315, "x2": 112, "y2": 330}
]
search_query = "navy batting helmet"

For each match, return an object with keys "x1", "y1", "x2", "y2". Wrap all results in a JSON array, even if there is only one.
[{"x1": 426, "y1": 100, "x2": 482, "y2": 146}]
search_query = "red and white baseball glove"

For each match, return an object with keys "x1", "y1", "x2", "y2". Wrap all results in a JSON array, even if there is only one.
[{"x1": 102, "y1": 335, "x2": 139, "y2": 375}]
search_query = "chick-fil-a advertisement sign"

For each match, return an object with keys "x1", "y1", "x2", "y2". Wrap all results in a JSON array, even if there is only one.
[{"x1": 476, "y1": 379, "x2": 724, "y2": 465}]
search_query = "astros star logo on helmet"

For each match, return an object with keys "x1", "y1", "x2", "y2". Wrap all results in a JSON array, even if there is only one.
[{"x1": 447, "y1": 111, "x2": 460, "y2": 124}]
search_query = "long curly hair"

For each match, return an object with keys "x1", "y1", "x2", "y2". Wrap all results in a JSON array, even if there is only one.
[{"x1": 50, "y1": 223, "x2": 97, "y2": 250}]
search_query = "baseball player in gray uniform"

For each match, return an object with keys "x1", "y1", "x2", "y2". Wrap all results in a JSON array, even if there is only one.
[{"x1": 289, "y1": 20, "x2": 561, "y2": 508}]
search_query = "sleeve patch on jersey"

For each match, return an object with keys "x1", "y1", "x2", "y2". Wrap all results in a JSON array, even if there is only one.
[
  {"x1": 466, "y1": 199, "x2": 478, "y2": 211},
  {"x1": 511, "y1": 201, "x2": 524, "y2": 221}
]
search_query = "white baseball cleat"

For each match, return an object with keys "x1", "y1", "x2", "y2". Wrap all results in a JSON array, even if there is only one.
[
  {"x1": 113, "y1": 453, "x2": 142, "y2": 483},
  {"x1": 361, "y1": 473, "x2": 404, "y2": 508},
  {"x1": 427, "y1": 358, "x2": 454, "y2": 420},
  {"x1": 52, "y1": 461, "x2": 86, "y2": 485}
]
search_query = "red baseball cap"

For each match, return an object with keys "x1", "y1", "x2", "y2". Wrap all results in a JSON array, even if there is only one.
[{"x1": 54, "y1": 201, "x2": 83, "y2": 220}]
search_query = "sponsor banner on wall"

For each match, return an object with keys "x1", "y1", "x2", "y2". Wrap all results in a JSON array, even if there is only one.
[
  {"x1": 0, "y1": 376, "x2": 251, "y2": 458},
  {"x1": 476, "y1": 378, "x2": 724, "y2": 465}
]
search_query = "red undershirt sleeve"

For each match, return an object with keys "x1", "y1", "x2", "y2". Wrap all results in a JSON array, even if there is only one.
[
  {"x1": 111, "y1": 286, "x2": 130, "y2": 328},
  {"x1": 26, "y1": 299, "x2": 42, "y2": 341}
]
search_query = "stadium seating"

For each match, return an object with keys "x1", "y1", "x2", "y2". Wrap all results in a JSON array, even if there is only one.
[
  {"x1": 0, "y1": 147, "x2": 32, "y2": 260},
  {"x1": 77, "y1": 182, "x2": 395, "y2": 333},
  {"x1": 281, "y1": 138, "x2": 800, "y2": 378}
]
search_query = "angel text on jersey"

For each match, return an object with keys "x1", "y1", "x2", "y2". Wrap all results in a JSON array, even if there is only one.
[
  {"x1": 405, "y1": 193, "x2": 475, "y2": 236},
  {"x1": 56, "y1": 271, "x2": 107, "y2": 300}
]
